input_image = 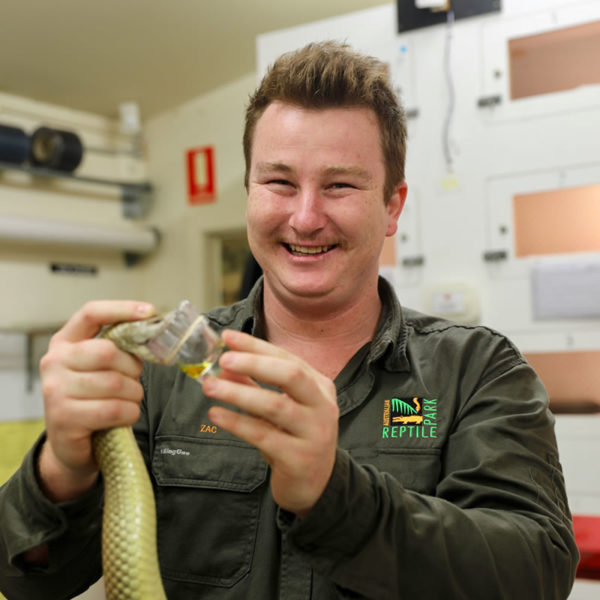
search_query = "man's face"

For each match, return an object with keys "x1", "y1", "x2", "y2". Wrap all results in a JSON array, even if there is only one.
[{"x1": 246, "y1": 101, "x2": 405, "y2": 311}]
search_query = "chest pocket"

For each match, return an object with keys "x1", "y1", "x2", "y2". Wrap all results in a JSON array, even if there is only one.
[
  {"x1": 151, "y1": 435, "x2": 268, "y2": 588},
  {"x1": 349, "y1": 448, "x2": 442, "y2": 495}
]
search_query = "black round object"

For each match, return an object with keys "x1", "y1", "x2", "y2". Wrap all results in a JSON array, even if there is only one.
[
  {"x1": 30, "y1": 126, "x2": 84, "y2": 172},
  {"x1": 0, "y1": 124, "x2": 31, "y2": 165}
]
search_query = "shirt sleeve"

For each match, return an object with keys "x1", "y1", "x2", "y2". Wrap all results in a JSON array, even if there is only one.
[
  {"x1": 284, "y1": 360, "x2": 579, "y2": 599},
  {"x1": 0, "y1": 433, "x2": 104, "y2": 599}
]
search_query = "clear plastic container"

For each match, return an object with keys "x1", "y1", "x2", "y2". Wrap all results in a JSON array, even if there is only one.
[{"x1": 143, "y1": 300, "x2": 226, "y2": 380}]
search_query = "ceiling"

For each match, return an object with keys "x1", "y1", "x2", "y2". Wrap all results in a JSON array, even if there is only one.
[{"x1": 1, "y1": 0, "x2": 390, "y2": 121}]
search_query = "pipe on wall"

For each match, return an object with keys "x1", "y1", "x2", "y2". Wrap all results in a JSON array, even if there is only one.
[{"x1": 0, "y1": 214, "x2": 159, "y2": 254}]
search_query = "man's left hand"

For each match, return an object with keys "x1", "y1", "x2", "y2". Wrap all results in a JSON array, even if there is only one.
[{"x1": 202, "y1": 329, "x2": 339, "y2": 518}]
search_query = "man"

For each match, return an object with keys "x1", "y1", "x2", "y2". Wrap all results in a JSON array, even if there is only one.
[{"x1": 0, "y1": 42, "x2": 578, "y2": 599}]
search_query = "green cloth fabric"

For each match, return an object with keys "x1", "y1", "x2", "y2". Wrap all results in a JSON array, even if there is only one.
[{"x1": 0, "y1": 278, "x2": 578, "y2": 598}]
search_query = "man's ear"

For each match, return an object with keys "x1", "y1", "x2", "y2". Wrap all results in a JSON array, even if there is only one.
[{"x1": 385, "y1": 181, "x2": 408, "y2": 237}]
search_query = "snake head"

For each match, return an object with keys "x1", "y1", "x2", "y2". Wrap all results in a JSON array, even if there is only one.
[
  {"x1": 100, "y1": 301, "x2": 223, "y2": 369},
  {"x1": 100, "y1": 314, "x2": 172, "y2": 363}
]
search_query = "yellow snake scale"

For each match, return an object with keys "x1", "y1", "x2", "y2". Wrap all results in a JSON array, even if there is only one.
[
  {"x1": 93, "y1": 321, "x2": 168, "y2": 600},
  {"x1": 92, "y1": 427, "x2": 166, "y2": 600}
]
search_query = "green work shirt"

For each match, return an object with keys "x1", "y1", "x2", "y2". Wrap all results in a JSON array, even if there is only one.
[{"x1": 0, "y1": 278, "x2": 579, "y2": 599}]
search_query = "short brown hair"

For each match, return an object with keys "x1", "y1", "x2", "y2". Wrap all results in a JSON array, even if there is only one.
[{"x1": 243, "y1": 41, "x2": 407, "y2": 202}]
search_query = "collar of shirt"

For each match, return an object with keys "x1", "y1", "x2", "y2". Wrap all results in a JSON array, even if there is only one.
[{"x1": 238, "y1": 276, "x2": 410, "y2": 374}]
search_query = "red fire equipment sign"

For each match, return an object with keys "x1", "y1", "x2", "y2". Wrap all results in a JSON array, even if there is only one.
[{"x1": 186, "y1": 146, "x2": 216, "y2": 204}]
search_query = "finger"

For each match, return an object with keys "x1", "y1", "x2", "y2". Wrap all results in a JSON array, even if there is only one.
[
  {"x1": 63, "y1": 370, "x2": 145, "y2": 402},
  {"x1": 218, "y1": 350, "x2": 334, "y2": 408},
  {"x1": 203, "y1": 376, "x2": 306, "y2": 434},
  {"x1": 49, "y1": 397, "x2": 142, "y2": 434},
  {"x1": 215, "y1": 367, "x2": 258, "y2": 386},
  {"x1": 219, "y1": 330, "x2": 335, "y2": 406},
  {"x1": 208, "y1": 405, "x2": 291, "y2": 458},
  {"x1": 221, "y1": 330, "x2": 293, "y2": 360},
  {"x1": 60, "y1": 338, "x2": 144, "y2": 378},
  {"x1": 56, "y1": 300, "x2": 155, "y2": 344}
]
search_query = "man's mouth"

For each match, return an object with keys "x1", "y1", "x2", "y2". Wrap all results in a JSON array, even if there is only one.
[{"x1": 285, "y1": 243, "x2": 336, "y2": 256}]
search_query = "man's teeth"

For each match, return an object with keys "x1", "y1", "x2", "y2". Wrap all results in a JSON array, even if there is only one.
[{"x1": 288, "y1": 244, "x2": 333, "y2": 255}]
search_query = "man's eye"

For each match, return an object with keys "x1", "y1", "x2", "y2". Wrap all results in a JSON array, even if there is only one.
[
  {"x1": 268, "y1": 179, "x2": 292, "y2": 186},
  {"x1": 330, "y1": 182, "x2": 354, "y2": 189}
]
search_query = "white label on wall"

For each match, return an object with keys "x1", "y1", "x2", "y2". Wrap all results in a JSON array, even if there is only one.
[
  {"x1": 431, "y1": 291, "x2": 466, "y2": 316},
  {"x1": 532, "y1": 257, "x2": 600, "y2": 319}
]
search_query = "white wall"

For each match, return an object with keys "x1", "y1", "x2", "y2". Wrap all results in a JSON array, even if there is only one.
[
  {"x1": 256, "y1": 1, "x2": 600, "y2": 351},
  {"x1": 257, "y1": 2, "x2": 600, "y2": 597}
]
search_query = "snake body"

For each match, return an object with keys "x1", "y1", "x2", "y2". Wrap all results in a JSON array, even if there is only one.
[
  {"x1": 94, "y1": 317, "x2": 170, "y2": 600},
  {"x1": 92, "y1": 427, "x2": 166, "y2": 600},
  {"x1": 93, "y1": 305, "x2": 222, "y2": 599}
]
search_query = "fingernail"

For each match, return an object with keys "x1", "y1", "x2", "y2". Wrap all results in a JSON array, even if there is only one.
[
  {"x1": 137, "y1": 303, "x2": 154, "y2": 317},
  {"x1": 208, "y1": 407, "x2": 225, "y2": 426},
  {"x1": 222, "y1": 329, "x2": 239, "y2": 343},
  {"x1": 220, "y1": 352, "x2": 234, "y2": 368},
  {"x1": 202, "y1": 377, "x2": 217, "y2": 393}
]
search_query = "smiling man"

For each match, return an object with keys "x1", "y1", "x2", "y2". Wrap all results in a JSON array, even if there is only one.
[
  {"x1": 243, "y1": 101, "x2": 405, "y2": 377},
  {"x1": 0, "y1": 42, "x2": 578, "y2": 599}
]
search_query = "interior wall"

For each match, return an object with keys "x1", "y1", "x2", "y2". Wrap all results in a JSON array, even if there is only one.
[
  {"x1": 0, "y1": 93, "x2": 158, "y2": 600},
  {"x1": 0, "y1": 92, "x2": 149, "y2": 331},
  {"x1": 257, "y1": 3, "x2": 600, "y2": 596},
  {"x1": 0, "y1": 57, "x2": 256, "y2": 600},
  {"x1": 0, "y1": 91, "x2": 153, "y2": 437},
  {"x1": 256, "y1": 0, "x2": 600, "y2": 353},
  {"x1": 141, "y1": 72, "x2": 256, "y2": 313},
  {"x1": 0, "y1": 71, "x2": 256, "y2": 466}
]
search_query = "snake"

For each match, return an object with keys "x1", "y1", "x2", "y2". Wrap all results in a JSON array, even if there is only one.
[{"x1": 93, "y1": 304, "x2": 223, "y2": 599}]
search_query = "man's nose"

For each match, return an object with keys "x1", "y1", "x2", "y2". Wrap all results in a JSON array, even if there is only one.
[{"x1": 289, "y1": 188, "x2": 327, "y2": 233}]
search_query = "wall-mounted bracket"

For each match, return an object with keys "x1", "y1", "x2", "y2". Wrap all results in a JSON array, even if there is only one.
[
  {"x1": 121, "y1": 182, "x2": 153, "y2": 219},
  {"x1": 483, "y1": 249, "x2": 508, "y2": 262},
  {"x1": 402, "y1": 255, "x2": 425, "y2": 267},
  {"x1": 477, "y1": 95, "x2": 502, "y2": 108}
]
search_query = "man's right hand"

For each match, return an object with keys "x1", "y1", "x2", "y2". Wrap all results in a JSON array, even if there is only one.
[{"x1": 37, "y1": 300, "x2": 155, "y2": 502}]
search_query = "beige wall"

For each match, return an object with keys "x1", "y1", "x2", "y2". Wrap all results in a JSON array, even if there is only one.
[
  {"x1": 0, "y1": 71, "x2": 256, "y2": 330},
  {"x1": 0, "y1": 93, "x2": 148, "y2": 330},
  {"x1": 0, "y1": 74, "x2": 258, "y2": 600},
  {"x1": 141, "y1": 72, "x2": 257, "y2": 313}
]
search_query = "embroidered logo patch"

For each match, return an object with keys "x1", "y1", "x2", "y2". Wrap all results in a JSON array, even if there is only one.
[{"x1": 382, "y1": 397, "x2": 438, "y2": 439}]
